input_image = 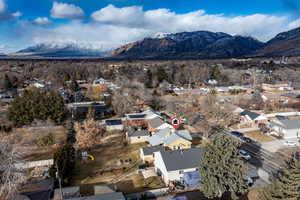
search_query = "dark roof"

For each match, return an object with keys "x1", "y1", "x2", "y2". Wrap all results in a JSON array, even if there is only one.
[
  {"x1": 159, "y1": 148, "x2": 203, "y2": 172},
  {"x1": 281, "y1": 93, "x2": 300, "y2": 99},
  {"x1": 240, "y1": 110, "x2": 260, "y2": 120},
  {"x1": 69, "y1": 192, "x2": 125, "y2": 200},
  {"x1": 141, "y1": 146, "x2": 165, "y2": 156},
  {"x1": 105, "y1": 119, "x2": 123, "y2": 126},
  {"x1": 148, "y1": 117, "x2": 165, "y2": 128},
  {"x1": 128, "y1": 114, "x2": 146, "y2": 119},
  {"x1": 128, "y1": 130, "x2": 150, "y2": 137}
]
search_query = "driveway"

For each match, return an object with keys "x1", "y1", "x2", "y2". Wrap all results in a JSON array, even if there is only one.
[{"x1": 261, "y1": 138, "x2": 300, "y2": 153}]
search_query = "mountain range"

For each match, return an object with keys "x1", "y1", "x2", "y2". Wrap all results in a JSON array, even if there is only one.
[
  {"x1": 10, "y1": 43, "x2": 109, "y2": 57},
  {"x1": 5, "y1": 26, "x2": 300, "y2": 59}
]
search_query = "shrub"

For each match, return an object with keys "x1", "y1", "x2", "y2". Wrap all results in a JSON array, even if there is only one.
[{"x1": 35, "y1": 134, "x2": 55, "y2": 147}]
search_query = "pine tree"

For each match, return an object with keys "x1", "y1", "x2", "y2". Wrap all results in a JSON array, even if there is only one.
[
  {"x1": 199, "y1": 134, "x2": 248, "y2": 200},
  {"x1": 7, "y1": 88, "x2": 67, "y2": 126},
  {"x1": 69, "y1": 79, "x2": 79, "y2": 92},
  {"x1": 3, "y1": 74, "x2": 13, "y2": 90},
  {"x1": 259, "y1": 152, "x2": 300, "y2": 200}
]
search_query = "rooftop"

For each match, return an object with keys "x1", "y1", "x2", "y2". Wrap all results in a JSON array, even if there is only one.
[
  {"x1": 240, "y1": 110, "x2": 260, "y2": 120},
  {"x1": 273, "y1": 118, "x2": 300, "y2": 129},
  {"x1": 128, "y1": 130, "x2": 150, "y2": 137},
  {"x1": 105, "y1": 119, "x2": 123, "y2": 126},
  {"x1": 141, "y1": 145, "x2": 165, "y2": 156},
  {"x1": 158, "y1": 148, "x2": 203, "y2": 172},
  {"x1": 148, "y1": 117, "x2": 165, "y2": 128},
  {"x1": 69, "y1": 192, "x2": 125, "y2": 200}
]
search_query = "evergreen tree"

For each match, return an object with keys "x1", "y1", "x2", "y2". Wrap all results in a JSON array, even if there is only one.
[
  {"x1": 50, "y1": 144, "x2": 75, "y2": 185},
  {"x1": 199, "y1": 134, "x2": 248, "y2": 200},
  {"x1": 69, "y1": 79, "x2": 79, "y2": 92},
  {"x1": 210, "y1": 65, "x2": 221, "y2": 81},
  {"x1": 7, "y1": 88, "x2": 67, "y2": 126},
  {"x1": 3, "y1": 74, "x2": 13, "y2": 90},
  {"x1": 259, "y1": 152, "x2": 300, "y2": 200}
]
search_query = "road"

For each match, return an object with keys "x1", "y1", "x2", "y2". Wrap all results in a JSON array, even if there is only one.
[{"x1": 219, "y1": 128, "x2": 285, "y2": 177}]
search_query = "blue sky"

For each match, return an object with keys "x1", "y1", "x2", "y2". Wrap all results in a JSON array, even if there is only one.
[{"x1": 1, "y1": 0, "x2": 300, "y2": 53}]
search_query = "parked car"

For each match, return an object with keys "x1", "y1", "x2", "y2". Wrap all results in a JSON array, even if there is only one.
[
  {"x1": 284, "y1": 141, "x2": 297, "y2": 146},
  {"x1": 239, "y1": 150, "x2": 251, "y2": 160},
  {"x1": 241, "y1": 136, "x2": 253, "y2": 143},
  {"x1": 230, "y1": 131, "x2": 244, "y2": 138}
]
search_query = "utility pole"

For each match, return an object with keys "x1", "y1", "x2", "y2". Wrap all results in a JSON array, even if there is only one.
[{"x1": 56, "y1": 163, "x2": 63, "y2": 200}]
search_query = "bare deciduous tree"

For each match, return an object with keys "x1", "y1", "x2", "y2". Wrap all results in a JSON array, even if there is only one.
[
  {"x1": 74, "y1": 119, "x2": 105, "y2": 150},
  {"x1": 0, "y1": 142, "x2": 27, "y2": 200}
]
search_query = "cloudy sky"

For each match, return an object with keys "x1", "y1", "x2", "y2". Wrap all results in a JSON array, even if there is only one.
[{"x1": 1, "y1": 0, "x2": 300, "y2": 53}]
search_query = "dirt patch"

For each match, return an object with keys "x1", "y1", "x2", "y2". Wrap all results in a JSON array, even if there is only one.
[{"x1": 244, "y1": 130, "x2": 275, "y2": 142}]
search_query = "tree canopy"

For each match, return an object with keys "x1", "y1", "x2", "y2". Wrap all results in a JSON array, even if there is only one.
[
  {"x1": 199, "y1": 134, "x2": 248, "y2": 200},
  {"x1": 7, "y1": 88, "x2": 67, "y2": 126},
  {"x1": 259, "y1": 152, "x2": 300, "y2": 200}
]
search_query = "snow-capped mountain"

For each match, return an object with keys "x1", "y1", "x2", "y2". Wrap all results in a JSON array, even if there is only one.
[
  {"x1": 12, "y1": 42, "x2": 112, "y2": 57},
  {"x1": 112, "y1": 30, "x2": 264, "y2": 59}
]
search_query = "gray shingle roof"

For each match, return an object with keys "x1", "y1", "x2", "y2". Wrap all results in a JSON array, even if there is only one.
[
  {"x1": 128, "y1": 130, "x2": 150, "y2": 137},
  {"x1": 275, "y1": 118, "x2": 300, "y2": 129},
  {"x1": 148, "y1": 117, "x2": 165, "y2": 128},
  {"x1": 240, "y1": 110, "x2": 260, "y2": 120},
  {"x1": 159, "y1": 148, "x2": 203, "y2": 172},
  {"x1": 68, "y1": 192, "x2": 125, "y2": 200},
  {"x1": 141, "y1": 146, "x2": 165, "y2": 156}
]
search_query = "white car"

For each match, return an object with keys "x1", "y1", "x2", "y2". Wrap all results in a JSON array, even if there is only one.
[
  {"x1": 239, "y1": 150, "x2": 251, "y2": 160},
  {"x1": 283, "y1": 141, "x2": 297, "y2": 146}
]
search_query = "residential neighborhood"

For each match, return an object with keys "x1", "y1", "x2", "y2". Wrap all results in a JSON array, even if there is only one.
[{"x1": 1, "y1": 58, "x2": 300, "y2": 200}]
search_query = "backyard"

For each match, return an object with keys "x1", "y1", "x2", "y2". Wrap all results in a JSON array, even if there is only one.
[{"x1": 71, "y1": 131, "x2": 161, "y2": 194}]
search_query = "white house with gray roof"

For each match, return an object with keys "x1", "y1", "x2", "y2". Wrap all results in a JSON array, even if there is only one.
[
  {"x1": 154, "y1": 148, "x2": 202, "y2": 184},
  {"x1": 269, "y1": 118, "x2": 300, "y2": 139},
  {"x1": 126, "y1": 129, "x2": 151, "y2": 144}
]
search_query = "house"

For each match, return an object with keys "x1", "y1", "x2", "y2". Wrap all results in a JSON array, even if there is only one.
[
  {"x1": 262, "y1": 83, "x2": 290, "y2": 91},
  {"x1": 240, "y1": 110, "x2": 267, "y2": 125},
  {"x1": 148, "y1": 128, "x2": 192, "y2": 150},
  {"x1": 148, "y1": 117, "x2": 173, "y2": 132},
  {"x1": 69, "y1": 105, "x2": 113, "y2": 120},
  {"x1": 127, "y1": 129, "x2": 151, "y2": 144},
  {"x1": 163, "y1": 130, "x2": 192, "y2": 150},
  {"x1": 68, "y1": 192, "x2": 125, "y2": 200},
  {"x1": 105, "y1": 119, "x2": 124, "y2": 131},
  {"x1": 281, "y1": 93, "x2": 300, "y2": 103},
  {"x1": 154, "y1": 148, "x2": 203, "y2": 184},
  {"x1": 140, "y1": 146, "x2": 165, "y2": 163},
  {"x1": 269, "y1": 118, "x2": 300, "y2": 139},
  {"x1": 126, "y1": 113, "x2": 147, "y2": 126},
  {"x1": 53, "y1": 186, "x2": 80, "y2": 200}
]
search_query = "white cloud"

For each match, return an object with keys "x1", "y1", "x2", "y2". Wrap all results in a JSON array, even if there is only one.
[
  {"x1": 51, "y1": 2, "x2": 84, "y2": 19},
  {"x1": 34, "y1": 17, "x2": 52, "y2": 25},
  {"x1": 0, "y1": 0, "x2": 21, "y2": 21},
  {"x1": 7, "y1": 4, "x2": 300, "y2": 53},
  {"x1": 91, "y1": 5, "x2": 289, "y2": 41}
]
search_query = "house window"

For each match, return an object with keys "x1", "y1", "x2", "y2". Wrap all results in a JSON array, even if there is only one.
[
  {"x1": 179, "y1": 170, "x2": 184, "y2": 174},
  {"x1": 138, "y1": 136, "x2": 140, "y2": 139}
]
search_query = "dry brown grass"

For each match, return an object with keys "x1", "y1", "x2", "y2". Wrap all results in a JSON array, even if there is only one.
[
  {"x1": 244, "y1": 130, "x2": 275, "y2": 142},
  {"x1": 71, "y1": 132, "x2": 147, "y2": 186},
  {"x1": 116, "y1": 174, "x2": 165, "y2": 194},
  {"x1": 3, "y1": 126, "x2": 67, "y2": 161}
]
